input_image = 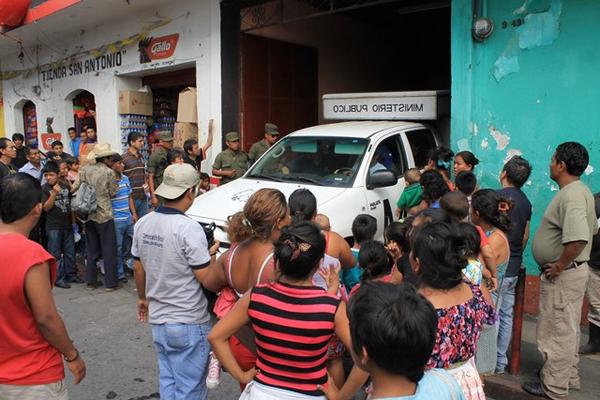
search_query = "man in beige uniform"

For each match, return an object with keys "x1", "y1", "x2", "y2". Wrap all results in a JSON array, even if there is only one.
[{"x1": 523, "y1": 142, "x2": 598, "y2": 399}]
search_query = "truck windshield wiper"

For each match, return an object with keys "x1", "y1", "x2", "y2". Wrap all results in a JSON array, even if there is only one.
[
  {"x1": 246, "y1": 173, "x2": 284, "y2": 182},
  {"x1": 279, "y1": 175, "x2": 323, "y2": 186}
]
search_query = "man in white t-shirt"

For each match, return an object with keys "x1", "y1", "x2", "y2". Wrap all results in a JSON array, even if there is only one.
[{"x1": 132, "y1": 163, "x2": 219, "y2": 399}]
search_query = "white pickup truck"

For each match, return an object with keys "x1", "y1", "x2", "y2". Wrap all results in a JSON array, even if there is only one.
[{"x1": 187, "y1": 91, "x2": 447, "y2": 246}]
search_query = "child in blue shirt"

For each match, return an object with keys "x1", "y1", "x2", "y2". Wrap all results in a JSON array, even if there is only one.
[{"x1": 319, "y1": 282, "x2": 465, "y2": 400}]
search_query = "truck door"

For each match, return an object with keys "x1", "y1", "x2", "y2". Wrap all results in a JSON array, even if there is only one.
[
  {"x1": 363, "y1": 134, "x2": 407, "y2": 240},
  {"x1": 401, "y1": 127, "x2": 438, "y2": 169}
]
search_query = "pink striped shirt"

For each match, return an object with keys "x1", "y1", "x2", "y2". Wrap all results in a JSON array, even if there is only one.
[{"x1": 248, "y1": 281, "x2": 340, "y2": 396}]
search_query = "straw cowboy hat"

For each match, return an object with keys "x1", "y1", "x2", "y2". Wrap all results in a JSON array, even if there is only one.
[{"x1": 87, "y1": 143, "x2": 118, "y2": 161}]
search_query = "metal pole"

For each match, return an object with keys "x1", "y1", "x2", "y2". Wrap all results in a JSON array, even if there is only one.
[{"x1": 509, "y1": 266, "x2": 526, "y2": 374}]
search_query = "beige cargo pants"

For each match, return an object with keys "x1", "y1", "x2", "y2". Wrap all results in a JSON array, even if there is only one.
[
  {"x1": 0, "y1": 380, "x2": 68, "y2": 400},
  {"x1": 587, "y1": 267, "x2": 600, "y2": 326},
  {"x1": 537, "y1": 263, "x2": 589, "y2": 399}
]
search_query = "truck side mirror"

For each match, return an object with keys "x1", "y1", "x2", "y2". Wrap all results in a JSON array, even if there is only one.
[{"x1": 367, "y1": 170, "x2": 397, "y2": 190}]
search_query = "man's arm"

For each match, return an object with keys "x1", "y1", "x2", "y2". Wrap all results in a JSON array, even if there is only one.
[
  {"x1": 543, "y1": 241, "x2": 587, "y2": 279},
  {"x1": 25, "y1": 262, "x2": 86, "y2": 383},
  {"x1": 201, "y1": 119, "x2": 214, "y2": 153},
  {"x1": 129, "y1": 194, "x2": 138, "y2": 223},
  {"x1": 107, "y1": 171, "x2": 119, "y2": 197},
  {"x1": 43, "y1": 190, "x2": 56, "y2": 212},
  {"x1": 522, "y1": 220, "x2": 531, "y2": 250},
  {"x1": 133, "y1": 259, "x2": 148, "y2": 322}
]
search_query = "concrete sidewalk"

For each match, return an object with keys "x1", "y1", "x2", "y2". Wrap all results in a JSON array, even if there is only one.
[{"x1": 484, "y1": 316, "x2": 600, "y2": 399}]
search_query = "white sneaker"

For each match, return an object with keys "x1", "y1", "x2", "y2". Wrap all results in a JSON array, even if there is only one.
[{"x1": 206, "y1": 352, "x2": 222, "y2": 389}]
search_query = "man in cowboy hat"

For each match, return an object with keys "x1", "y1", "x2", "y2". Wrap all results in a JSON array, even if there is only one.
[
  {"x1": 73, "y1": 143, "x2": 120, "y2": 291},
  {"x1": 133, "y1": 163, "x2": 219, "y2": 399}
]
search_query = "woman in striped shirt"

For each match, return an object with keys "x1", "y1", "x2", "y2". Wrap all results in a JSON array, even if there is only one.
[{"x1": 209, "y1": 222, "x2": 368, "y2": 399}]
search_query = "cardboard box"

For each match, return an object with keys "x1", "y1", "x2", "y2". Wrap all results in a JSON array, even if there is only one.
[
  {"x1": 119, "y1": 91, "x2": 153, "y2": 116},
  {"x1": 176, "y1": 87, "x2": 198, "y2": 123},
  {"x1": 173, "y1": 122, "x2": 199, "y2": 148}
]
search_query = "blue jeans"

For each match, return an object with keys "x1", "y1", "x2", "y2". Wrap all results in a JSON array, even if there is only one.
[
  {"x1": 151, "y1": 323, "x2": 211, "y2": 400},
  {"x1": 134, "y1": 198, "x2": 149, "y2": 219},
  {"x1": 114, "y1": 220, "x2": 133, "y2": 279},
  {"x1": 494, "y1": 275, "x2": 519, "y2": 372},
  {"x1": 46, "y1": 229, "x2": 76, "y2": 284}
]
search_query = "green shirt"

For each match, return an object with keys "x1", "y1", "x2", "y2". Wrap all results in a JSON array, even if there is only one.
[
  {"x1": 147, "y1": 148, "x2": 168, "y2": 188},
  {"x1": 532, "y1": 180, "x2": 598, "y2": 265},
  {"x1": 213, "y1": 148, "x2": 249, "y2": 184},
  {"x1": 397, "y1": 183, "x2": 423, "y2": 209},
  {"x1": 248, "y1": 139, "x2": 270, "y2": 164}
]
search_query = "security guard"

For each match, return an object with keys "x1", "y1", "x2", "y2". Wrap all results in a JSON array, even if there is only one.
[
  {"x1": 248, "y1": 122, "x2": 279, "y2": 165},
  {"x1": 212, "y1": 131, "x2": 249, "y2": 185},
  {"x1": 147, "y1": 131, "x2": 173, "y2": 207}
]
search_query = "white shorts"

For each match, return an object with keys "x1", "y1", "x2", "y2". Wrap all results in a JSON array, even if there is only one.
[{"x1": 239, "y1": 381, "x2": 326, "y2": 400}]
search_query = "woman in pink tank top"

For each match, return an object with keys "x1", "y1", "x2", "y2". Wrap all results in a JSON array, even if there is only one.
[{"x1": 203, "y1": 189, "x2": 291, "y2": 390}]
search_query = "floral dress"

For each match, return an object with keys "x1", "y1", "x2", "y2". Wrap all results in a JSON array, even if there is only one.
[
  {"x1": 427, "y1": 284, "x2": 496, "y2": 400},
  {"x1": 427, "y1": 283, "x2": 496, "y2": 370}
]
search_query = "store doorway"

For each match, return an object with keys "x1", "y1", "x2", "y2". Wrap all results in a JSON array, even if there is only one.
[
  {"x1": 142, "y1": 67, "x2": 196, "y2": 149},
  {"x1": 72, "y1": 90, "x2": 96, "y2": 136},
  {"x1": 22, "y1": 101, "x2": 38, "y2": 147}
]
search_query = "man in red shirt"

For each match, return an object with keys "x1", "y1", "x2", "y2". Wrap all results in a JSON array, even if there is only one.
[{"x1": 0, "y1": 173, "x2": 86, "y2": 399}]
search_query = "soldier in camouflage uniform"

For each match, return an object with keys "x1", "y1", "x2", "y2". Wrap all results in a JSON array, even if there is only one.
[
  {"x1": 212, "y1": 132, "x2": 249, "y2": 185},
  {"x1": 248, "y1": 122, "x2": 279, "y2": 165}
]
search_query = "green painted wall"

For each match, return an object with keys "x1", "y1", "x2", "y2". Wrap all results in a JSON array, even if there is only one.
[{"x1": 451, "y1": 0, "x2": 600, "y2": 274}]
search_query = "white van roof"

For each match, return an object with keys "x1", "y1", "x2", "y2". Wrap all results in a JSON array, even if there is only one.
[
  {"x1": 323, "y1": 90, "x2": 449, "y2": 121},
  {"x1": 291, "y1": 121, "x2": 425, "y2": 139}
]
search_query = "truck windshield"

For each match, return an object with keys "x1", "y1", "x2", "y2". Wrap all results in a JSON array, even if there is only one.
[{"x1": 246, "y1": 136, "x2": 369, "y2": 188}]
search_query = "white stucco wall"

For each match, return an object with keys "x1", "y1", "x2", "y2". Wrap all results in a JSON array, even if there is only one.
[{"x1": 1, "y1": 0, "x2": 222, "y2": 169}]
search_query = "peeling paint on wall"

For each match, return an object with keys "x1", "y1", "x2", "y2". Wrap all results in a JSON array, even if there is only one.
[
  {"x1": 481, "y1": 138, "x2": 489, "y2": 149},
  {"x1": 489, "y1": 126, "x2": 510, "y2": 150},
  {"x1": 516, "y1": 0, "x2": 562, "y2": 50},
  {"x1": 585, "y1": 165, "x2": 594, "y2": 176},
  {"x1": 503, "y1": 148, "x2": 523, "y2": 164},
  {"x1": 513, "y1": 0, "x2": 534, "y2": 15},
  {"x1": 468, "y1": 121, "x2": 479, "y2": 135},
  {"x1": 457, "y1": 138, "x2": 471, "y2": 151},
  {"x1": 493, "y1": 56, "x2": 520, "y2": 81}
]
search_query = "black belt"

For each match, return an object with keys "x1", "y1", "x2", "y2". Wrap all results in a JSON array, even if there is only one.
[{"x1": 565, "y1": 261, "x2": 586, "y2": 270}]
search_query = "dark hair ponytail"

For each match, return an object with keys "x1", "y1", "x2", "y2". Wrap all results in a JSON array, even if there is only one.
[
  {"x1": 411, "y1": 222, "x2": 467, "y2": 290},
  {"x1": 288, "y1": 189, "x2": 317, "y2": 225},
  {"x1": 471, "y1": 189, "x2": 512, "y2": 232},
  {"x1": 275, "y1": 222, "x2": 325, "y2": 280},
  {"x1": 358, "y1": 240, "x2": 392, "y2": 282},
  {"x1": 456, "y1": 151, "x2": 480, "y2": 170}
]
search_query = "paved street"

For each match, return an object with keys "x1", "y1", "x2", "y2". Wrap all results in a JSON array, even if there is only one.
[{"x1": 54, "y1": 281, "x2": 240, "y2": 400}]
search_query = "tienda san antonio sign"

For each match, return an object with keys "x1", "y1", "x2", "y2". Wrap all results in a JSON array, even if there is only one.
[{"x1": 139, "y1": 34, "x2": 179, "y2": 63}]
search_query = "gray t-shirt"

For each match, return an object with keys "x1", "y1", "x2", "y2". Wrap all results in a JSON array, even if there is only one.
[{"x1": 132, "y1": 206, "x2": 211, "y2": 325}]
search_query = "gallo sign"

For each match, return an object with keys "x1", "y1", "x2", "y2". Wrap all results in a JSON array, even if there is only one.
[{"x1": 139, "y1": 34, "x2": 179, "y2": 63}]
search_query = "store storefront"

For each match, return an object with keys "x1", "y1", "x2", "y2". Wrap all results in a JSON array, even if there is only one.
[{"x1": 0, "y1": 0, "x2": 221, "y2": 168}]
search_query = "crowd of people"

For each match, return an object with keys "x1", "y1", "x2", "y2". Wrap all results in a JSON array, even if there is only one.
[{"x1": 0, "y1": 133, "x2": 599, "y2": 400}]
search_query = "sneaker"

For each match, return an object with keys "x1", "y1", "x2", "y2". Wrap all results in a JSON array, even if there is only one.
[
  {"x1": 105, "y1": 284, "x2": 122, "y2": 293},
  {"x1": 206, "y1": 352, "x2": 222, "y2": 389},
  {"x1": 119, "y1": 277, "x2": 128, "y2": 284},
  {"x1": 86, "y1": 282, "x2": 102, "y2": 290},
  {"x1": 67, "y1": 276, "x2": 84, "y2": 284}
]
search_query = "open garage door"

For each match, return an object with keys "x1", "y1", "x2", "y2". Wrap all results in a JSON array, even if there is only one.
[{"x1": 222, "y1": 0, "x2": 450, "y2": 144}]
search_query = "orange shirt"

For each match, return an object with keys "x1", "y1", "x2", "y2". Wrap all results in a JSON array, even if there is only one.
[{"x1": 0, "y1": 234, "x2": 64, "y2": 385}]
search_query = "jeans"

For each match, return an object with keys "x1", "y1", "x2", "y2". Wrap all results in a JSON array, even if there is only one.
[
  {"x1": 46, "y1": 229, "x2": 76, "y2": 284},
  {"x1": 151, "y1": 323, "x2": 211, "y2": 400},
  {"x1": 114, "y1": 220, "x2": 133, "y2": 279},
  {"x1": 134, "y1": 198, "x2": 149, "y2": 219},
  {"x1": 494, "y1": 275, "x2": 519, "y2": 372}
]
